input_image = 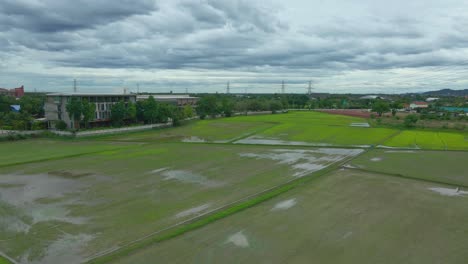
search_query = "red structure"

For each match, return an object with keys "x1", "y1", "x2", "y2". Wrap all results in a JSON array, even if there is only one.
[{"x1": 0, "y1": 85, "x2": 25, "y2": 98}]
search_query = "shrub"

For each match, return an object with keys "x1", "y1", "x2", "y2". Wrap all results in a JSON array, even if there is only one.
[
  {"x1": 404, "y1": 114, "x2": 419, "y2": 128},
  {"x1": 55, "y1": 120, "x2": 67, "y2": 131}
]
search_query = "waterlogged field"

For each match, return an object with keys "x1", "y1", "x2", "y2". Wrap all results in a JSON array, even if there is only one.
[
  {"x1": 0, "y1": 142, "x2": 360, "y2": 263},
  {"x1": 350, "y1": 149, "x2": 468, "y2": 187},
  {"x1": 382, "y1": 130, "x2": 468, "y2": 150},
  {"x1": 115, "y1": 169, "x2": 468, "y2": 264}
]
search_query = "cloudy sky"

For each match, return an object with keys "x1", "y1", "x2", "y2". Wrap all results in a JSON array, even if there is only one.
[{"x1": 1, "y1": 0, "x2": 468, "y2": 94}]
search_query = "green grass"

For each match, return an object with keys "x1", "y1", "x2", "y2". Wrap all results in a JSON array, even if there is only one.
[
  {"x1": 350, "y1": 149, "x2": 468, "y2": 187},
  {"x1": 382, "y1": 130, "x2": 468, "y2": 150},
  {"x1": 0, "y1": 256, "x2": 11, "y2": 264},
  {"x1": 99, "y1": 119, "x2": 275, "y2": 143},
  {"x1": 114, "y1": 169, "x2": 468, "y2": 264}
]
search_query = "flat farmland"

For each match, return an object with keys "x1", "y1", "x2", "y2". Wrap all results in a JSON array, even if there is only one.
[
  {"x1": 114, "y1": 168, "x2": 468, "y2": 264},
  {"x1": 117, "y1": 170, "x2": 468, "y2": 263},
  {"x1": 0, "y1": 142, "x2": 360, "y2": 263},
  {"x1": 242, "y1": 123, "x2": 396, "y2": 147},
  {"x1": 381, "y1": 130, "x2": 468, "y2": 150},
  {"x1": 0, "y1": 140, "x2": 132, "y2": 167},
  {"x1": 350, "y1": 149, "x2": 468, "y2": 187},
  {"x1": 1, "y1": 111, "x2": 467, "y2": 264},
  {"x1": 99, "y1": 119, "x2": 275, "y2": 143},
  {"x1": 233, "y1": 112, "x2": 397, "y2": 147}
]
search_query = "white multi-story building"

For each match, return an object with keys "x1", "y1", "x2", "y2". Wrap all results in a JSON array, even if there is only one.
[{"x1": 45, "y1": 93, "x2": 136, "y2": 129}]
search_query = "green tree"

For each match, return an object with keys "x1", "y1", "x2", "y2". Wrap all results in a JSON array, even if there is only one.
[
  {"x1": 111, "y1": 101, "x2": 126, "y2": 127},
  {"x1": 169, "y1": 105, "x2": 185, "y2": 126},
  {"x1": 0, "y1": 95, "x2": 16, "y2": 112},
  {"x1": 197, "y1": 96, "x2": 218, "y2": 118},
  {"x1": 183, "y1": 105, "x2": 194, "y2": 118},
  {"x1": 66, "y1": 98, "x2": 82, "y2": 129},
  {"x1": 143, "y1": 96, "x2": 159, "y2": 123},
  {"x1": 371, "y1": 100, "x2": 390, "y2": 117},
  {"x1": 404, "y1": 114, "x2": 419, "y2": 128},
  {"x1": 126, "y1": 101, "x2": 137, "y2": 123},
  {"x1": 19, "y1": 95, "x2": 44, "y2": 116},
  {"x1": 221, "y1": 97, "x2": 234, "y2": 117},
  {"x1": 81, "y1": 99, "x2": 95, "y2": 128},
  {"x1": 269, "y1": 100, "x2": 283, "y2": 114}
]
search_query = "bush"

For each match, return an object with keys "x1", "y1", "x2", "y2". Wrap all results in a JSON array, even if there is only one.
[
  {"x1": 404, "y1": 114, "x2": 419, "y2": 128},
  {"x1": 55, "y1": 120, "x2": 67, "y2": 130}
]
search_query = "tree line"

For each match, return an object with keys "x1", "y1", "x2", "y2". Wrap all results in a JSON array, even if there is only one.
[
  {"x1": 61, "y1": 96, "x2": 194, "y2": 130},
  {"x1": 0, "y1": 95, "x2": 45, "y2": 130}
]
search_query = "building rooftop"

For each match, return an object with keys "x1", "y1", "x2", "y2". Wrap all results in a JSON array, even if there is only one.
[
  {"x1": 46, "y1": 92, "x2": 136, "y2": 96},
  {"x1": 411, "y1": 101, "x2": 428, "y2": 105}
]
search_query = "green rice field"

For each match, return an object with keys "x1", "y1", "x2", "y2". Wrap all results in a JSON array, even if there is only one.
[{"x1": 0, "y1": 111, "x2": 467, "y2": 263}]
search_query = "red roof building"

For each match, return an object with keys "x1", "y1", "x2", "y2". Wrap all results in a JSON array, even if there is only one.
[
  {"x1": 409, "y1": 101, "x2": 429, "y2": 109},
  {"x1": 0, "y1": 85, "x2": 25, "y2": 98}
]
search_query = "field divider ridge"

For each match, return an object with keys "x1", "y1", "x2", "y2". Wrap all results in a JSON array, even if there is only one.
[
  {"x1": 0, "y1": 148, "x2": 127, "y2": 168},
  {"x1": 0, "y1": 252, "x2": 17, "y2": 264},
  {"x1": 85, "y1": 148, "x2": 369, "y2": 264},
  {"x1": 343, "y1": 166, "x2": 468, "y2": 189}
]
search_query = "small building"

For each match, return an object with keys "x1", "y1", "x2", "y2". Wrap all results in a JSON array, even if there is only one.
[
  {"x1": 0, "y1": 85, "x2": 25, "y2": 98},
  {"x1": 137, "y1": 94, "x2": 198, "y2": 106},
  {"x1": 45, "y1": 92, "x2": 137, "y2": 129},
  {"x1": 409, "y1": 101, "x2": 429, "y2": 109},
  {"x1": 426, "y1": 97, "x2": 439, "y2": 102}
]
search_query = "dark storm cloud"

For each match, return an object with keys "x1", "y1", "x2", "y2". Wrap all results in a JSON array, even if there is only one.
[
  {"x1": 1, "y1": 0, "x2": 468, "y2": 93},
  {"x1": 0, "y1": 0, "x2": 156, "y2": 32}
]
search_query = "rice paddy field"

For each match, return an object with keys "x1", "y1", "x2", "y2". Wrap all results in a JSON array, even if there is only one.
[
  {"x1": 1, "y1": 111, "x2": 467, "y2": 264},
  {"x1": 382, "y1": 130, "x2": 468, "y2": 150},
  {"x1": 115, "y1": 168, "x2": 468, "y2": 264}
]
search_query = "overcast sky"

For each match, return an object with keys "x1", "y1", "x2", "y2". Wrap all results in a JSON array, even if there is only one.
[{"x1": 1, "y1": 0, "x2": 468, "y2": 94}]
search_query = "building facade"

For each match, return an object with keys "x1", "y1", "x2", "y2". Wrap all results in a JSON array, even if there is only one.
[
  {"x1": 45, "y1": 93, "x2": 136, "y2": 129},
  {"x1": 409, "y1": 101, "x2": 429, "y2": 109},
  {"x1": 0, "y1": 85, "x2": 25, "y2": 98},
  {"x1": 136, "y1": 94, "x2": 198, "y2": 106}
]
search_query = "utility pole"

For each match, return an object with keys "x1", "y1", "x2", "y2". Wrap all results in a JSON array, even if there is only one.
[
  {"x1": 73, "y1": 79, "x2": 77, "y2": 92},
  {"x1": 226, "y1": 81, "x2": 230, "y2": 94},
  {"x1": 281, "y1": 80, "x2": 285, "y2": 94},
  {"x1": 308, "y1": 80, "x2": 312, "y2": 96}
]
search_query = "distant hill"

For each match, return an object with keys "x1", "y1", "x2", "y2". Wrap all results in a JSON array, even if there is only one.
[{"x1": 422, "y1": 89, "x2": 468, "y2": 96}]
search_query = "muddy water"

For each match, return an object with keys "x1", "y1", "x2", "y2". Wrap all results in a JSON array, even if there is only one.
[
  {"x1": 0, "y1": 173, "x2": 94, "y2": 263},
  {"x1": 225, "y1": 231, "x2": 249, "y2": 248},
  {"x1": 239, "y1": 148, "x2": 363, "y2": 177},
  {"x1": 160, "y1": 170, "x2": 225, "y2": 187}
]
